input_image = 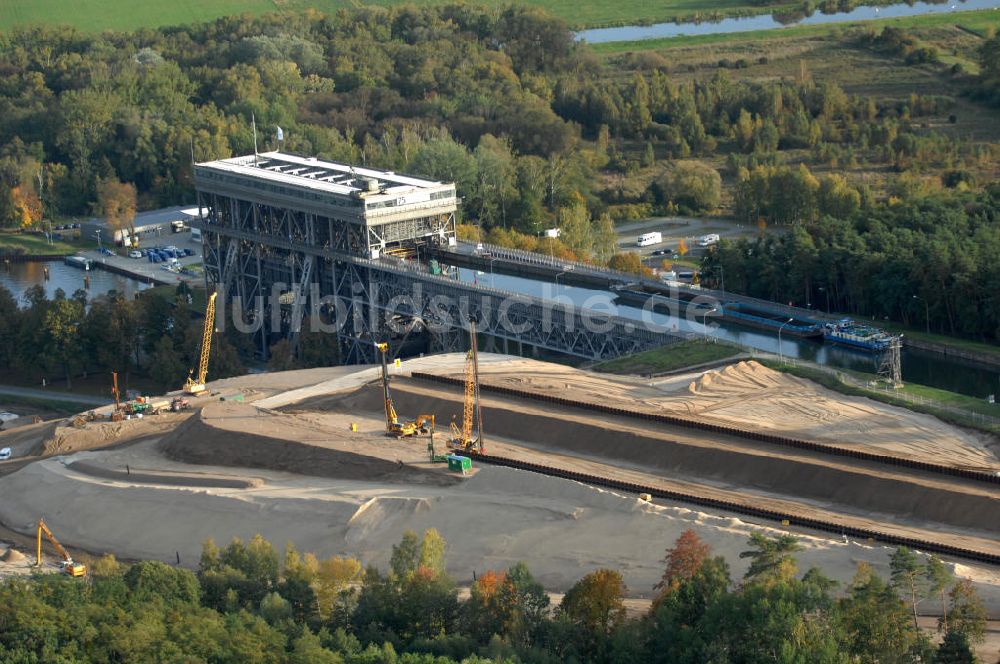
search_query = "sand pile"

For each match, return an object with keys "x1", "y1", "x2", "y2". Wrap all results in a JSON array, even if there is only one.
[
  {"x1": 1, "y1": 547, "x2": 26, "y2": 563},
  {"x1": 159, "y1": 401, "x2": 459, "y2": 487},
  {"x1": 458, "y1": 358, "x2": 997, "y2": 469}
]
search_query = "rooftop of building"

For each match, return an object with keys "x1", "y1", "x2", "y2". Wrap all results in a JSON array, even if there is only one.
[{"x1": 195, "y1": 152, "x2": 454, "y2": 199}]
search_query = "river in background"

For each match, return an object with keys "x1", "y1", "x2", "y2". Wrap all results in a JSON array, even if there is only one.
[
  {"x1": 0, "y1": 260, "x2": 152, "y2": 304},
  {"x1": 577, "y1": 0, "x2": 1000, "y2": 43},
  {"x1": 457, "y1": 267, "x2": 1000, "y2": 400}
]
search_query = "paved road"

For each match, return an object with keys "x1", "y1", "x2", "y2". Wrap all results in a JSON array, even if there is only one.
[
  {"x1": 0, "y1": 385, "x2": 111, "y2": 407},
  {"x1": 614, "y1": 216, "x2": 768, "y2": 259}
]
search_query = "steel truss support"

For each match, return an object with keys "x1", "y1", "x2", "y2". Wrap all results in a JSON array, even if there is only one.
[{"x1": 196, "y1": 194, "x2": 677, "y2": 364}]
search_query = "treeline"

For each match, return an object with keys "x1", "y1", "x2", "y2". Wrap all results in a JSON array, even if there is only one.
[
  {"x1": 702, "y1": 186, "x2": 1000, "y2": 340},
  {"x1": 1, "y1": 528, "x2": 989, "y2": 662},
  {"x1": 0, "y1": 9, "x2": 995, "y2": 241},
  {"x1": 0, "y1": 282, "x2": 349, "y2": 390}
]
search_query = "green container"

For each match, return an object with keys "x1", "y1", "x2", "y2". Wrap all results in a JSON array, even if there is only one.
[{"x1": 446, "y1": 455, "x2": 472, "y2": 473}]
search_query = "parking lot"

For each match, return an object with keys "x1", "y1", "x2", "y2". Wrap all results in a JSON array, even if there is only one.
[{"x1": 80, "y1": 231, "x2": 203, "y2": 286}]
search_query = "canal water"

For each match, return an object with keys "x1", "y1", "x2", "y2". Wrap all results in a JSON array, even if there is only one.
[
  {"x1": 3, "y1": 258, "x2": 996, "y2": 400},
  {"x1": 577, "y1": 0, "x2": 1000, "y2": 43},
  {"x1": 0, "y1": 260, "x2": 153, "y2": 304},
  {"x1": 457, "y1": 266, "x2": 1000, "y2": 399}
]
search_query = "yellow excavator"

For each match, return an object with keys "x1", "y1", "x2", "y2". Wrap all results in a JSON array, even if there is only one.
[
  {"x1": 449, "y1": 319, "x2": 484, "y2": 454},
  {"x1": 375, "y1": 341, "x2": 434, "y2": 438},
  {"x1": 184, "y1": 291, "x2": 218, "y2": 396},
  {"x1": 36, "y1": 518, "x2": 86, "y2": 577}
]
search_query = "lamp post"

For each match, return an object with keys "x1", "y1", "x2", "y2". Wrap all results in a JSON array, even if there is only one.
[
  {"x1": 912, "y1": 295, "x2": 929, "y2": 334},
  {"x1": 554, "y1": 266, "x2": 573, "y2": 296},
  {"x1": 714, "y1": 265, "x2": 725, "y2": 298},
  {"x1": 489, "y1": 256, "x2": 498, "y2": 288},
  {"x1": 95, "y1": 228, "x2": 102, "y2": 251},
  {"x1": 700, "y1": 307, "x2": 718, "y2": 341},
  {"x1": 777, "y1": 317, "x2": 794, "y2": 364}
]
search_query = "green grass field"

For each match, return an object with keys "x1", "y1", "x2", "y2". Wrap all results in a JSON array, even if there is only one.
[
  {"x1": 595, "y1": 338, "x2": 742, "y2": 375},
  {"x1": 0, "y1": 0, "x2": 824, "y2": 33},
  {"x1": 0, "y1": 231, "x2": 95, "y2": 256}
]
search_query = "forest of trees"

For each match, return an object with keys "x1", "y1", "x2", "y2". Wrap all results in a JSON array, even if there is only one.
[
  {"x1": 0, "y1": 282, "x2": 345, "y2": 391},
  {"x1": 0, "y1": 528, "x2": 990, "y2": 663},
  {"x1": 0, "y1": 8, "x2": 996, "y2": 236},
  {"x1": 0, "y1": 6, "x2": 997, "y2": 340},
  {"x1": 701, "y1": 185, "x2": 1000, "y2": 340}
]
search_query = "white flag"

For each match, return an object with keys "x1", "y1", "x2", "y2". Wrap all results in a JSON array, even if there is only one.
[{"x1": 276, "y1": 126, "x2": 284, "y2": 142}]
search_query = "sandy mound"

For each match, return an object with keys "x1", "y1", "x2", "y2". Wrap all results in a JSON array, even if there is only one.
[
  {"x1": 1, "y1": 547, "x2": 26, "y2": 563},
  {"x1": 159, "y1": 402, "x2": 459, "y2": 487},
  {"x1": 453, "y1": 358, "x2": 997, "y2": 469}
]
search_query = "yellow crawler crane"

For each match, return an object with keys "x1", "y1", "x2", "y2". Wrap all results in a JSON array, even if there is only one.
[
  {"x1": 375, "y1": 341, "x2": 433, "y2": 438},
  {"x1": 184, "y1": 291, "x2": 218, "y2": 395},
  {"x1": 36, "y1": 518, "x2": 86, "y2": 577},
  {"x1": 449, "y1": 319, "x2": 484, "y2": 453}
]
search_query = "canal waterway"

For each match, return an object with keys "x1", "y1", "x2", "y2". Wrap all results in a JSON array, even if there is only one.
[
  {"x1": 457, "y1": 266, "x2": 1000, "y2": 400},
  {"x1": 0, "y1": 260, "x2": 153, "y2": 303},
  {"x1": 2, "y1": 257, "x2": 996, "y2": 400},
  {"x1": 577, "y1": 0, "x2": 1000, "y2": 43}
]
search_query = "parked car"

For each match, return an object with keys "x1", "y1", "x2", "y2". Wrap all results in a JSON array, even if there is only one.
[
  {"x1": 128, "y1": 250, "x2": 142, "y2": 259},
  {"x1": 0, "y1": 447, "x2": 11, "y2": 461}
]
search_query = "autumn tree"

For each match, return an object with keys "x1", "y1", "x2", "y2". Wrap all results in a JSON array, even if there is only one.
[
  {"x1": 608, "y1": 251, "x2": 650, "y2": 276},
  {"x1": 654, "y1": 529, "x2": 711, "y2": 604},
  {"x1": 95, "y1": 178, "x2": 137, "y2": 247},
  {"x1": 10, "y1": 185, "x2": 42, "y2": 228},
  {"x1": 560, "y1": 568, "x2": 627, "y2": 655}
]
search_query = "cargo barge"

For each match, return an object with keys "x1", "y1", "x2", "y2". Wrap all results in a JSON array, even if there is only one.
[
  {"x1": 823, "y1": 319, "x2": 893, "y2": 352},
  {"x1": 611, "y1": 287, "x2": 714, "y2": 316},
  {"x1": 718, "y1": 302, "x2": 824, "y2": 338}
]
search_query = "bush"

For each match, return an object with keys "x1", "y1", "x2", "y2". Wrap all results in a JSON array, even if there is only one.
[{"x1": 652, "y1": 162, "x2": 722, "y2": 213}]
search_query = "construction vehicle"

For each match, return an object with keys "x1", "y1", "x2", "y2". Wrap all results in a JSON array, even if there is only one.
[
  {"x1": 425, "y1": 416, "x2": 453, "y2": 463},
  {"x1": 170, "y1": 397, "x2": 190, "y2": 412},
  {"x1": 36, "y1": 518, "x2": 86, "y2": 577},
  {"x1": 375, "y1": 341, "x2": 434, "y2": 438},
  {"x1": 449, "y1": 319, "x2": 485, "y2": 454},
  {"x1": 110, "y1": 372, "x2": 124, "y2": 421},
  {"x1": 184, "y1": 291, "x2": 218, "y2": 395}
]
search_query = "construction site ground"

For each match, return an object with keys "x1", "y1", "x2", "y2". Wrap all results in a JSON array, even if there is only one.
[{"x1": 0, "y1": 354, "x2": 998, "y2": 630}]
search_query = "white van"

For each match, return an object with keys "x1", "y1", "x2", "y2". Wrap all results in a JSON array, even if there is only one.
[
  {"x1": 698, "y1": 233, "x2": 720, "y2": 247},
  {"x1": 637, "y1": 231, "x2": 662, "y2": 247}
]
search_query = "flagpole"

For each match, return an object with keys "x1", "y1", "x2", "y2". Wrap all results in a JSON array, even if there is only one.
[{"x1": 251, "y1": 113, "x2": 259, "y2": 164}]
